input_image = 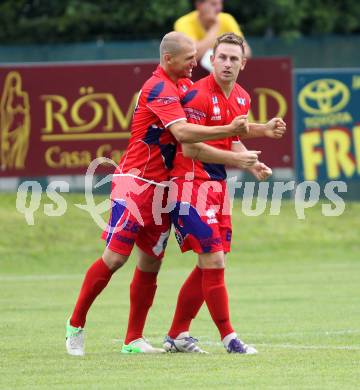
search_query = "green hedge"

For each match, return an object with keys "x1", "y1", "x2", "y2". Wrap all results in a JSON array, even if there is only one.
[{"x1": 1, "y1": 0, "x2": 359, "y2": 44}]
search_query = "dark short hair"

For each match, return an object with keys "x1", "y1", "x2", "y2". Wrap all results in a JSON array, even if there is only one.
[{"x1": 213, "y1": 33, "x2": 245, "y2": 55}]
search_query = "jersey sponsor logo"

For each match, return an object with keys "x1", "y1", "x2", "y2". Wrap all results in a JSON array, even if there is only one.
[
  {"x1": 155, "y1": 96, "x2": 179, "y2": 105},
  {"x1": 212, "y1": 95, "x2": 218, "y2": 104},
  {"x1": 237, "y1": 97, "x2": 246, "y2": 106},
  {"x1": 184, "y1": 107, "x2": 206, "y2": 121}
]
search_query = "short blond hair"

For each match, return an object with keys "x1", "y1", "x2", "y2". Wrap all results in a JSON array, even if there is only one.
[{"x1": 213, "y1": 33, "x2": 245, "y2": 55}]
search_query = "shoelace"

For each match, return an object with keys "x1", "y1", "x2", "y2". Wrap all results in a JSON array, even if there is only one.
[
  {"x1": 184, "y1": 336, "x2": 198, "y2": 343},
  {"x1": 69, "y1": 329, "x2": 83, "y2": 348}
]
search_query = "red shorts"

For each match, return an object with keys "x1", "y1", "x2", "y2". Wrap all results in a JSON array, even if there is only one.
[
  {"x1": 101, "y1": 176, "x2": 170, "y2": 259},
  {"x1": 169, "y1": 179, "x2": 232, "y2": 254}
]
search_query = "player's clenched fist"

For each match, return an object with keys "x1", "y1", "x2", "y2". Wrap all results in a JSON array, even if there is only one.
[
  {"x1": 264, "y1": 117, "x2": 286, "y2": 139},
  {"x1": 230, "y1": 115, "x2": 249, "y2": 136},
  {"x1": 233, "y1": 150, "x2": 261, "y2": 168}
]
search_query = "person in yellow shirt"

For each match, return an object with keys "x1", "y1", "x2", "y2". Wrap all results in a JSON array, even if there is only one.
[{"x1": 174, "y1": 0, "x2": 252, "y2": 69}]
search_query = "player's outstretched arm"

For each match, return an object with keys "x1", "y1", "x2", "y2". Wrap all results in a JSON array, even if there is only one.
[
  {"x1": 182, "y1": 142, "x2": 259, "y2": 169},
  {"x1": 242, "y1": 117, "x2": 286, "y2": 139},
  {"x1": 169, "y1": 115, "x2": 249, "y2": 144}
]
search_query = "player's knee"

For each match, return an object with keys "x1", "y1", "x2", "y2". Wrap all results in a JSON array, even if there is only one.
[
  {"x1": 102, "y1": 248, "x2": 128, "y2": 271},
  {"x1": 137, "y1": 257, "x2": 162, "y2": 273},
  {"x1": 207, "y1": 259, "x2": 225, "y2": 269},
  {"x1": 198, "y1": 252, "x2": 225, "y2": 269}
]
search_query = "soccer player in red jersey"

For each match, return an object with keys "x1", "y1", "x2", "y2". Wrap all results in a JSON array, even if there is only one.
[
  {"x1": 65, "y1": 31, "x2": 260, "y2": 356},
  {"x1": 163, "y1": 33, "x2": 286, "y2": 354}
]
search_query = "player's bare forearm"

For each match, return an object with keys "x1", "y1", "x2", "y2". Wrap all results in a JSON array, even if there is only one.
[
  {"x1": 170, "y1": 122, "x2": 232, "y2": 143},
  {"x1": 241, "y1": 122, "x2": 267, "y2": 139},
  {"x1": 183, "y1": 142, "x2": 260, "y2": 168},
  {"x1": 182, "y1": 142, "x2": 236, "y2": 165},
  {"x1": 242, "y1": 118, "x2": 287, "y2": 139},
  {"x1": 169, "y1": 118, "x2": 248, "y2": 143},
  {"x1": 231, "y1": 139, "x2": 248, "y2": 152}
]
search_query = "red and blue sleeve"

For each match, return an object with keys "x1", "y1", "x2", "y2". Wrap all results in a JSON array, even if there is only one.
[
  {"x1": 145, "y1": 81, "x2": 186, "y2": 127},
  {"x1": 181, "y1": 88, "x2": 208, "y2": 125}
]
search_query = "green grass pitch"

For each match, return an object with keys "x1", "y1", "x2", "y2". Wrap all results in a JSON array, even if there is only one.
[{"x1": 0, "y1": 193, "x2": 359, "y2": 389}]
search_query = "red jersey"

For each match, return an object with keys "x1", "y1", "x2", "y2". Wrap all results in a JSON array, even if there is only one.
[
  {"x1": 115, "y1": 65, "x2": 192, "y2": 184},
  {"x1": 171, "y1": 73, "x2": 251, "y2": 181}
]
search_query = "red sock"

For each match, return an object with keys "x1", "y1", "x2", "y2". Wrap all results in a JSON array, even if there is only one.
[
  {"x1": 124, "y1": 267, "x2": 158, "y2": 344},
  {"x1": 168, "y1": 266, "x2": 204, "y2": 338},
  {"x1": 202, "y1": 268, "x2": 234, "y2": 339},
  {"x1": 70, "y1": 258, "x2": 113, "y2": 328}
]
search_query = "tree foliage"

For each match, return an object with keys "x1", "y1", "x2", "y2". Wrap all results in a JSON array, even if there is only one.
[{"x1": 0, "y1": 0, "x2": 359, "y2": 44}]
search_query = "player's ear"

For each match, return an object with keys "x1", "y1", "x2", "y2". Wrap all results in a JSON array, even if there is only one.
[
  {"x1": 164, "y1": 53, "x2": 172, "y2": 64},
  {"x1": 240, "y1": 57, "x2": 247, "y2": 70},
  {"x1": 210, "y1": 54, "x2": 215, "y2": 66}
]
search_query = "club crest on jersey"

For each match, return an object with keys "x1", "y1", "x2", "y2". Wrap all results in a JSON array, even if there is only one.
[{"x1": 237, "y1": 97, "x2": 246, "y2": 106}]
